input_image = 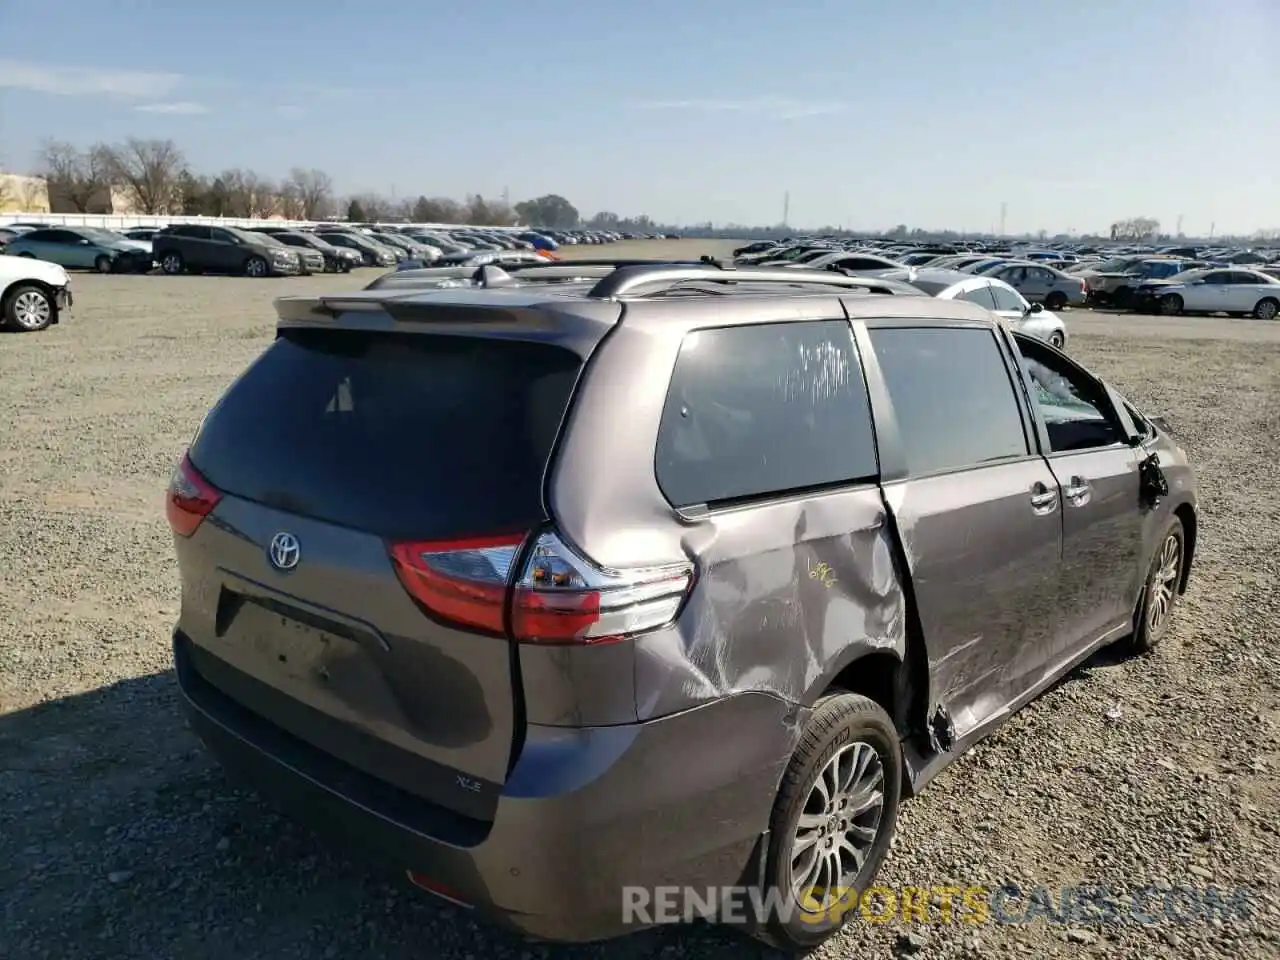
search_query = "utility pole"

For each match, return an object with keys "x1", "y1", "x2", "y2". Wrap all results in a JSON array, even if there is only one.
[
  {"x1": 999, "y1": 202, "x2": 1007, "y2": 237},
  {"x1": 782, "y1": 191, "x2": 790, "y2": 229},
  {"x1": 1176, "y1": 214, "x2": 1184, "y2": 237},
  {"x1": 1210, "y1": 222, "x2": 1216, "y2": 239},
  {"x1": 502, "y1": 185, "x2": 510, "y2": 207}
]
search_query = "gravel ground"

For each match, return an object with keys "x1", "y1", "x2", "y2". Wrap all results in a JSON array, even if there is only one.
[{"x1": 1, "y1": 241, "x2": 1278, "y2": 959}]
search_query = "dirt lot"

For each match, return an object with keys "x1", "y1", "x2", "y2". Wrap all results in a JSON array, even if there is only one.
[{"x1": 2, "y1": 240, "x2": 1278, "y2": 959}]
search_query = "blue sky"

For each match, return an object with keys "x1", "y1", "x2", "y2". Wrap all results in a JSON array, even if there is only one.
[{"x1": 2, "y1": 0, "x2": 1277, "y2": 234}]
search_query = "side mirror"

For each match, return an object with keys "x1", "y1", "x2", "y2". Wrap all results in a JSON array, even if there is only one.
[{"x1": 1028, "y1": 302, "x2": 1044, "y2": 314}]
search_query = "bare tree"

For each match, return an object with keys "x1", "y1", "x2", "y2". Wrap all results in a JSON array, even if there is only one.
[
  {"x1": 1109, "y1": 217, "x2": 1161, "y2": 241},
  {"x1": 278, "y1": 183, "x2": 306, "y2": 220},
  {"x1": 217, "y1": 168, "x2": 278, "y2": 218},
  {"x1": 284, "y1": 167, "x2": 334, "y2": 219},
  {"x1": 38, "y1": 140, "x2": 113, "y2": 212},
  {"x1": 17, "y1": 178, "x2": 47, "y2": 211},
  {"x1": 0, "y1": 175, "x2": 11, "y2": 211},
  {"x1": 104, "y1": 138, "x2": 186, "y2": 214},
  {"x1": 344, "y1": 192, "x2": 391, "y2": 221},
  {"x1": 410, "y1": 196, "x2": 463, "y2": 223},
  {"x1": 244, "y1": 172, "x2": 279, "y2": 218}
]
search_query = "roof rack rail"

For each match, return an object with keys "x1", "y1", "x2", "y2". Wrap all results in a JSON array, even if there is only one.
[
  {"x1": 585, "y1": 263, "x2": 920, "y2": 299},
  {"x1": 363, "y1": 258, "x2": 717, "y2": 292}
]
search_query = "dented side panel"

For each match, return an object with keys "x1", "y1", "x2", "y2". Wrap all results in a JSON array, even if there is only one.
[
  {"x1": 633, "y1": 488, "x2": 907, "y2": 719},
  {"x1": 546, "y1": 297, "x2": 911, "y2": 725},
  {"x1": 878, "y1": 464, "x2": 1064, "y2": 740}
]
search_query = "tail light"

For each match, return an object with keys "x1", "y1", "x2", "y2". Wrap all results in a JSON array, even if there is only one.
[
  {"x1": 389, "y1": 533, "x2": 523, "y2": 635},
  {"x1": 166, "y1": 452, "x2": 222, "y2": 537},
  {"x1": 389, "y1": 529, "x2": 693, "y2": 645}
]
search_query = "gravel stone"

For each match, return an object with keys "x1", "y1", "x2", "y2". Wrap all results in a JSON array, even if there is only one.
[{"x1": 2, "y1": 254, "x2": 1279, "y2": 959}]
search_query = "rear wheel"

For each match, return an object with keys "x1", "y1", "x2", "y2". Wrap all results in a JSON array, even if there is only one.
[
  {"x1": 751, "y1": 693, "x2": 901, "y2": 951},
  {"x1": 3, "y1": 284, "x2": 55, "y2": 332},
  {"x1": 160, "y1": 252, "x2": 185, "y2": 275},
  {"x1": 1158, "y1": 293, "x2": 1183, "y2": 316},
  {"x1": 1048, "y1": 330, "x2": 1065, "y2": 349},
  {"x1": 1253, "y1": 298, "x2": 1278, "y2": 320},
  {"x1": 244, "y1": 256, "x2": 269, "y2": 278},
  {"x1": 94, "y1": 255, "x2": 114, "y2": 274},
  {"x1": 1045, "y1": 291, "x2": 1068, "y2": 310}
]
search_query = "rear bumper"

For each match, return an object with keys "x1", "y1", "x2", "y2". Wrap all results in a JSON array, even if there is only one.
[{"x1": 174, "y1": 630, "x2": 794, "y2": 942}]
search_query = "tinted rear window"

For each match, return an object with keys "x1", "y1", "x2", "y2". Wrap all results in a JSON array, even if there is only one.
[
  {"x1": 655, "y1": 320, "x2": 878, "y2": 508},
  {"x1": 190, "y1": 330, "x2": 582, "y2": 539}
]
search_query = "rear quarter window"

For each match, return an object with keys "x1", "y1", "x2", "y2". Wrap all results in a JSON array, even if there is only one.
[{"x1": 655, "y1": 319, "x2": 878, "y2": 508}]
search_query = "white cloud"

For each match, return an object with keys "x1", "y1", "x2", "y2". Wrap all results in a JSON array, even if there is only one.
[
  {"x1": 134, "y1": 101, "x2": 208, "y2": 115},
  {"x1": 635, "y1": 97, "x2": 847, "y2": 120},
  {"x1": 0, "y1": 59, "x2": 181, "y2": 99}
]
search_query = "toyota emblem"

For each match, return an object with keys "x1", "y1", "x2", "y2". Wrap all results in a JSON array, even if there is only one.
[{"x1": 268, "y1": 531, "x2": 301, "y2": 571}]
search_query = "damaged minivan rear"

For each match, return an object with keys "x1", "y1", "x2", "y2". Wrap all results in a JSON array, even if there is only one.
[{"x1": 170, "y1": 272, "x2": 1197, "y2": 952}]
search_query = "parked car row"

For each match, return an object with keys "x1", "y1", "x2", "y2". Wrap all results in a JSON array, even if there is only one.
[
  {"x1": 0, "y1": 221, "x2": 646, "y2": 278},
  {"x1": 733, "y1": 237, "x2": 1280, "y2": 320}
]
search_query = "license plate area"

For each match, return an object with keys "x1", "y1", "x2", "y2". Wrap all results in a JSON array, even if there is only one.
[{"x1": 231, "y1": 601, "x2": 397, "y2": 720}]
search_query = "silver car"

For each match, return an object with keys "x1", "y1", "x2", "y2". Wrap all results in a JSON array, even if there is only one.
[
  {"x1": 986, "y1": 260, "x2": 1088, "y2": 309},
  {"x1": 1143, "y1": 267, "x2": 1280, "y2": 319},
  {"x1": 908, "y1": 268, "x2": 1068, "y2": 348}
]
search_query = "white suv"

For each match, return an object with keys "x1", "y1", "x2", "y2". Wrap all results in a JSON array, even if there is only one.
[{"x1": 0, "y1": 253, "x2": 72, "y2": 332}]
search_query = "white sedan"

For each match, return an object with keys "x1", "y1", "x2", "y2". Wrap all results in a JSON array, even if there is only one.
[
  {"x1": 1145, "y1": 267, "x2": 1280, "y2": 319},
  {"x1": 906, "y1": 268, "x2": 1068, "y2": 348}
]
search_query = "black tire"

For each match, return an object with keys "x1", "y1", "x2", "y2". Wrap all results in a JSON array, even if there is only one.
[
  {"x1": 160, "y1": 251, "x2": 185, "y2": 275},
  {"x1": 1049, "y1": 330, "x2": 1066, "y2": 349},
  {"x1": 1121, "y1": 516, "x2": 1186, "y2": 656},
  {"x1": 3, "y1": 283, "x2": 55, "y2": 332},
  {"x1": 1045, "y1": 291, "x2": 1068, "y2": 310},
  {"x1": 244, "y1": 255, "x2": 269, "y2": 278},
  {"x1": 1252, "y1": 297, "x2": 1279, "y2": 321},
  {"x1": 752, "y1": 693, "x2": 901, "y2": 951},
  {"x1": 94, "y1": 255, "x2": 114, "y2": 274},
  {"x1": 1158, "y1": 293, "x2": 1183, "y2": 316}
]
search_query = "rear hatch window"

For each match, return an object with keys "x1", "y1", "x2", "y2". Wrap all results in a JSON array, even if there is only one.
[{"x1": 190, "y1": 329, "x2": 582, "y2": 539}]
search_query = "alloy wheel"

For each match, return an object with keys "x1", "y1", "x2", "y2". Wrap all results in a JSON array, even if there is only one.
[
  {"x1": 1147, "y1": 533, "x2": 1182, "y2": 634},
  {"x1": 789, "y1": 741, "x2": 885, "y2": 910}
]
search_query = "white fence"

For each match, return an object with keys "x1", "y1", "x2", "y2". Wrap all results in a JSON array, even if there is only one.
[{"x1": 0, "y1": 212, "x2": 524, "y2": 232}]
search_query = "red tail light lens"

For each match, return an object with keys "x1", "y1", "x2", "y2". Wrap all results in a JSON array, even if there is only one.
[
  {"x1": 389, "y1": 533, "x2": 525, "y2": 635},
  {"x1": 166, "y1": 453, "x2": 222, "y2": 537},
  {"x1": 388, "y1": 529, "x2": 694, "y2": 645},
  {"x1": 512, "y1": 532, "x2": 693, "y2": 645}
]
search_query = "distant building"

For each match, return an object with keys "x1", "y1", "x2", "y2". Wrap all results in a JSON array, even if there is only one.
[{"x1": 0, "y1": 173, "x2": 51, "y2": 213}]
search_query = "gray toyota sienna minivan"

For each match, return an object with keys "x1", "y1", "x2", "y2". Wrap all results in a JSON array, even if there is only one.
[{"x1": 169, "y1": 262, "x2": 1197, "y2": 950}]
